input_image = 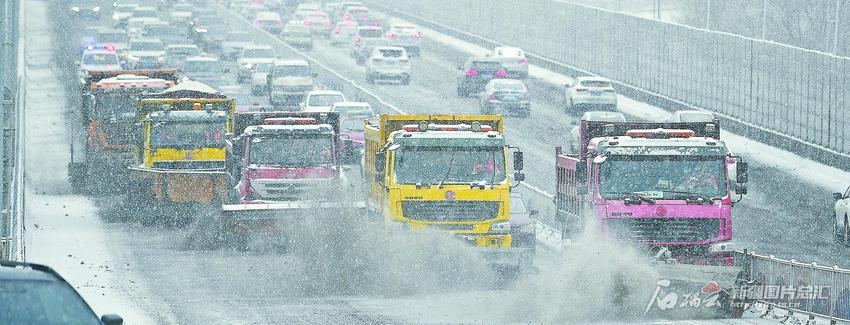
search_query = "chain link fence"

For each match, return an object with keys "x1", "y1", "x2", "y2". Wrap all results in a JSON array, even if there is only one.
[
  {"x1": 381, "y1": 0, "x2": 850, "y2": 165},
  {"x1": 0, "y1": 0, "x2": 21, "y2": 262}
]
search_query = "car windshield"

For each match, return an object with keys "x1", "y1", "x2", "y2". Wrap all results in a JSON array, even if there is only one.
[
  {"x1": 97, "y1": 32, "x2": 128, "y2": 44},
  {"x1": 151, "y1": 122, "x2": 226, "y2": 149},
  {"x1": 242, "y1": 48, "x2": 275, "y2": 58},
  {"x1": 226, "y1": 32, "x2": 251, "y2": 41},
  {"x1": 130, "y1": 41, "x2": 164, "y2": 51},
  {"x1": 580, "y1": 80, "x2": 611, "y2": 88},
  {"x1": 250, "y1": 135, "x2": 334, "y2": 166},
  {"x1": 183, "y1": 60, "x2": 222, "y2": 73},
  {"x1": 599, "y1": 155, "x2": 727, "y2": 199},
  {"x1": 495, "y1": 48, "x2": 524, "y2": 57},
  {"x1": 168, "y1": 46, "x2": 200, "y2": 56},
  {"x1": 308, "y1": 94, "x2": 345, "y2": 107},
  {"x1": 394, "y1": 146, "x2": 506, "y2": 184},
  {"x1": 0, "y1": 281, "x2": 100, "y2": 325},
  {"x1": 275, "y1": 65, "x2": 310, "y2": 77},
  {"x1": 471, "y1": 61, "x2": 501, "y2": 71},
  {"x1": 359, "y1": 29, "x2": 382, "y2": 38},
  {"x1": 378, "y1": 49, "x2": 403, "y2": 57},
  {"x1": 82, "y1": 53, "x2": 117, "y2": 65}
]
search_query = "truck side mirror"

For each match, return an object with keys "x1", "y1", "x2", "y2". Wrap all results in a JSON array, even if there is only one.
[
  {"x1": 375, "y1": 150, "x2": 386, "y2": 184},
  {"x1": 100, "y1": 314, "x2": 123, "y2": 325},
  {"x1": 513, "y1": 151, "x2": 524, "y2": 171},
  {"x1": 736, "y1": 161, "x2": 748, "y2": 184},
  {"x1": 834, "y1": 192, "x2": 845, "y2": 200},
  {"x1": 513, "y1": 172, "x2": 525, "y2": 182},
  {"x1": 735, "y1": 184, "x2": 748, "y2": 195}
]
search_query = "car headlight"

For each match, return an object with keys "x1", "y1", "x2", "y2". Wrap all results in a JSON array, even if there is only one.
[
  {"x1": 92, "y1": 6, "x2": 100, "y2": 12},
  {"x1": 242, "y1": 63, "x2": 252, "y2": 69},
  {"x1": 157, "y1": 56, "x2": 164, "y2": 61},
  {"x1": 490, "y1": 221, "x2": 511, "y2": 234},
  {"x1": 71, "y1": 6, "x2": 80, "y2": 12}
]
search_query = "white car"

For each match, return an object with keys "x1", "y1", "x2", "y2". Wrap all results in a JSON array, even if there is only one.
[
  {"x1": 304, "y1": 11, "x2": 334, "y2": 36},
  {"x1": 254, "y1": 11, "x2": 284, "y2": 34},
  {"x1": 488, "y1": 46, "x2": 528, "y2": 79},
  {"x1": 221, "y1": 31, "x2": 255, "y2": 60},
  {"x1": 365, "y1": 46, "x2": 411, "y2": 85},
  {"x1": 833, "y1": 186, "x2": 850, "y2": 245},
  {"x1": 386, "y1": 25, "x2": 422, "y2": 57},
  {"x1": 268, "y1": 59, "x2": 315, "y2": 106},
  {"x1": 564, "y1": 76, "x2": 618, "y2": 114},
  {"x1": 300, "y1": 90, "x2": 347, "y2": 112},
  {"x1": 125, "y1": 17, "x2": 161, "y2": 39},
  {"x1": 111, "y1": 3, "x2": 137, "y2": 26},
  {"x1": 236, "y1": 44, "x2": 276, "y2": 83},
  {"x1": 668, "y1": 110, "x2": 716, "y2": 123},
  {"x1": 250, "y1": 62, "x2": 274, "y2": 95},
  {"x1": 77, "y1": 49, "x2": 122, "y2": 84},
  {"x1": 330, "y1": 21, "x2": 358, "y2": 47},
  {"x1": 124, "y1": 38, "x2": 166, "y2": 69}
]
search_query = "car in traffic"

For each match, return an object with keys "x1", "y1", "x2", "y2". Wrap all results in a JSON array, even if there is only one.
[
  {"x1": 189, "y1": 15, "x2": 229, "y2": 53},
  {"x1": 300, "y1": 90, "x2": 347, "y2": 112},
  {"x1": 488, "y1": 46, "x2": 528, "y2": 79},
  {"x1": 78, "y1": 26, "x2": 101, "y2": 53},
  {"x1": 96, "y1": 29, "x2": 130, "y2": 53},
  {"x1": 124, "y1": 38, "x2": 167, "y2": 69},
  {"x1": 478, "y1": 79, "x2": 531, "y2": 117},
  {"x1": 111, "y1": 3, "x2": 138, "y2": 27},
  {"x1": 352, "y1": 26, "x2": 388, "y2": 65},
  {"x1": 250, "y1": 62, "x2": 274, "y2": 95},
  {"x1": 455, "y1": 57, "x2": 508, "y2": 97},
  {"x1": 365, "y1": 46, "x2": 411, "y2": 85},
  {"x1": 130, "y1": 6, "x2": 159, "y2": 20},
  {"x1": 563, "y1": 76, "x2": 618, "y2": 114},
  {"x1": 341, "y1": 6, "x2": 382, "y2": 27},
  {"x1": 125, "y1": 16, "x2": 161, "y2": 39},
  {"x1": 69, "y1": 0, "x2": 103, "y2": 19},
  {"x1": 267, "y1": 59, "x2": 315, "y2": 106},
  {"x1": 164, "y1": 44, "x2": 201, "y2": 70},
  {"x1": 221, "y1": 31, "x2": 255, "y2": 60},
  {"x1": 833, "y1": 186, "x2": 850, "y2": 246},
  {"x1": 332, "y1": 101, "x2": 375, "y2": 162},
  {"x1": 386, "y1": 24, "x2": 422, "y2": 57},
  {"x1": 77, "y1": 48, "x2": 123, "y2": 85},
  {"x1": 668, "y1": 110, "x2": 716, "y2": 122},
  {"x1": 142, "y1": 22, "x2": 190, "y2": 46},
  {"x1": 254, "y1": 11, "x2": 284, "y2": 34},
  {"x1": 330, "y1": 20, "x2": 358, "y2": 47},
  {"x1": 236, "y1": 44, "x2": 276, "y2": 83},
  {"x1": 304, "y1": 11, "x2": 334, "y2": 37},
  {"x1": 509, "y1": 192, "x2": 537, "y2": 270},
  {"x1": 0, "y1": 261, "x2": 123, "y2": 325},
  {"x1": 179, "y1": 56, "x2": 230, "y2": 90},
  {"x1": 567, "y1": 111, "x2": 627, "y2": 153},
  {"x1": 281, "y1": 23, "x2": 314, "y2": 50}
]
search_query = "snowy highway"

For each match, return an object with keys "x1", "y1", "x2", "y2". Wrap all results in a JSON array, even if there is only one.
[{"x1": 15, "y1": 0, "x2": 850, "y2": 324}]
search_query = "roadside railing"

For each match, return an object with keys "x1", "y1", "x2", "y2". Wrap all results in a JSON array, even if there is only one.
[
  {"x1": 371, "y1": 0, "x2": 850, "y2": 170},
  {"x1": 0, "y1": 0, "x2": 20, "y2": 262}
]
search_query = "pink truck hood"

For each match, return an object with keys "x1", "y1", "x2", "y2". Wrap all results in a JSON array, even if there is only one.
[{"x1": 246, "y1": 166, "x2": 338, "y2": 179}]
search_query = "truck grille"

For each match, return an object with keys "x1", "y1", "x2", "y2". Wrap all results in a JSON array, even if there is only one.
[
  {"x1": 251, "y1": 179, "x2": 332, "y2": 201},
  {"x1": 152, "y1": 161, "x2": 224, "y2": 170},
  {"x1": 605, "y1": 218, "x2": 721, "y2": 243},
  {"x1": 401, "y1": 201, "x2": 500, "y2": 221},
  {"x1": 428, "y1": 223, "x2": 475, "y2": 232}
]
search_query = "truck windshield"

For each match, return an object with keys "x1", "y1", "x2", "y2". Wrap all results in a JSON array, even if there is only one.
[
  {"x1": 394, "y1": 146, "x2": 506, "y2": 185},
  {"x1": 95, "y1": 93, "x2": 137, "y2": 118},
  {"x1": 151, "y1": 122, "x2": 225, "y2": 149},
  {"x1": 250, "y1": 135, "x2": 334, "y2": 167},
  {"x1": 599, "y1": 155, "x2": 727, "y2": 199}
]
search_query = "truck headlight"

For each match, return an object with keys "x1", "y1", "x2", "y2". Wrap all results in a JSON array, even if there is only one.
[
  {"x1": 71, "y1": 6, "x2": 80, "y2": 12},
  {"x1": 490, "y1": 221, "x2": 510, "y2": 234},
  {"x1": 92, "y1": 6, "x2": 101, "y2": 12},
  {"x1": 708, "y1": 241, "x2": 735, "y2": 253},
  {"x1": 242, "y1": 63, "x2": 252, "y2": 69}
]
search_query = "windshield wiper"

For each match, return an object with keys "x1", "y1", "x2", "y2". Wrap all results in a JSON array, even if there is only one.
[
  {"x1": 662, "y1": 190, "x2": 716, "y2": 204},
  {"x1": 606, "y1": 192, "x2": 656, "y2": 205},
  {"x1": 437, "y1": 154, "x2": 458, "y2": 189}
]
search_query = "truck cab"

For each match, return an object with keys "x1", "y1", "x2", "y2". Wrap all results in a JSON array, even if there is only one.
[
  {"x1": 555, "y1": 118, "x2": 748, "y2": 265},
  {"x1": 363, "y1": 115, "x2": 530, "y2": 272}
]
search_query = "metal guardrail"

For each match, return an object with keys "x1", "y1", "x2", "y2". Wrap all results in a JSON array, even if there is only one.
[
  {"x1": 375, "y1": 0, "x2": 850, "y2": 169},
  {"x1": 0, "y1": 0, "x2": 20, "y2": 261}
]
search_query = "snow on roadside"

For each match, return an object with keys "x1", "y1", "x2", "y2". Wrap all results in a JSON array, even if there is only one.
[
  {"x1": 21, "y1": 1, "x2": 154, "y2": 322},
  {"x1": 386, "y1": 16, "x2": 850, "y2": 194}
]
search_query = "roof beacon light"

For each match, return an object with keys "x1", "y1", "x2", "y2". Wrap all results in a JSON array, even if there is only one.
[
  {"x1": 625, "y1": 128, "x2": 695, "y2": 139},
  {"x1": 417, "y1": 121, "x2": 429, "y2": 132},
  {"x1": 263, "y1": 117, "x2": 317, "y2": 125},
  {"x1": 402, "y1": 123, "x2": 494, "y2": 132},
  {"x1": 470, "y1": 122, "x2": 482, "y2": 132}
]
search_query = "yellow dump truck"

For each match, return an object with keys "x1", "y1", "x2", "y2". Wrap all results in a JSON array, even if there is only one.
[
  {"x1": 362, "y1": 114, "x2": 530, "y2": 271},
  {"x1": 125, "y1": 81, "x2": 234, "y2": 224}
]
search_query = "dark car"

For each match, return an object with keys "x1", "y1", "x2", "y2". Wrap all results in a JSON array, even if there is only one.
[
  {"x1": 456, "y1": 57, "x2": 508, "y2": 97},
  {"x1": 0, "y1": 261, "x2": 123, "y2": 325},
  {"x1": 70, "y1": 0, "x2": 103, "y2": 19}
]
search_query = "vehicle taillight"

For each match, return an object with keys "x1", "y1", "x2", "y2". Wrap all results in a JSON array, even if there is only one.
[
  {"x1": 334, "y1": 28, "x2": 340, "y2": 34},
  {"x1": 414, "y1": 32, "x2": 421, "y2": 39},
  {"x1": 324, "y1": 21, "x2": 332, "y2": 27},
  {"x1": 353, "y1": 36, "x2": 361, "y2": 44},
  {"x1": 465, "y1": 69, "x2": 479, "y2": 76},
  {"x1": 276, "y1": 20, "x2": 283, "y2": 26},
  {"x1": 387, "y1": 32, "x2": 397, "y2": 39},
  {"x1": 343, "y1": 14, "x2": 351, "y2": 20},
  {"x1": 488, "y1": 95, "x2": 496, "y2": 100},
  {"x1": 373, "y1": 20, "x2": 380, "y2": 26},
  {"x1": 305, "y1": 20, "x2": 312, "y2": 26},
  {"x1": 518, "y1": 58, "x2": 528, "y2": 65},
  {"x1": 255, "y1": 18, "x2": 261, "y2": 24},
  {"x1": 495, "y1": 70, "x2": 508, "y2": 78}
]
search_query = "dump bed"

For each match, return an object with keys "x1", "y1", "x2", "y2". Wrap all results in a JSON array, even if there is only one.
[{"x1": 84, "y1": 69, "x2": 178, "y2": 87}]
